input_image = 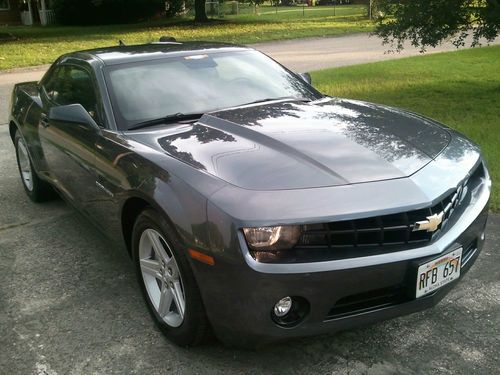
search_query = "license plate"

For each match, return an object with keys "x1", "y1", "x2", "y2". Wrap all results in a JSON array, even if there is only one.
[{"x1": 416, "y1": 248, "x2": 462, "y2": 298}]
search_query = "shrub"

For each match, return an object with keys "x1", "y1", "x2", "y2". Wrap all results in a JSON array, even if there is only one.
[{"x1": 166, "y1": 0, "x2": 185, "y2": 17}]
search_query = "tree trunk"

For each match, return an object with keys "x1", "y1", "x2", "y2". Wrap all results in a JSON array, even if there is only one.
[{"x1": 194, "y1": 0, "x2": 208, "y2": 22}]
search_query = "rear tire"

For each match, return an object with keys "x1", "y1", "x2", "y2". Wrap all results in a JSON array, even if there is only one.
[
  {"x1": 14, "y1": 131, "x2": 55, "y2": 203},
  {"x1": 132, "y1": 208, "x2": 210, "y2": 346}
]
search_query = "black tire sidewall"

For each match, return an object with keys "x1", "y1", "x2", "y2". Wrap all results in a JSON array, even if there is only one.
[
  {"x1": 14, "y1": 131, "x2": 55, "y2": 203},
  {"x1": 131, "y1": 208, "x2": 209, "y2": 346},
  {"x1": 14, "y1": 132, "x2": 40, "y2": 202}
]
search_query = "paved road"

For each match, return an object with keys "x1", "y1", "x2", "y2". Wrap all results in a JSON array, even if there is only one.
[
  {"x1": 253, "y1": 33, "x2": 500, "y2": 72},
  {"x1": 1, "y1": 34, "x2": 499, "y2": 374},
  {"x1": 1, "y1": 32, "x2": 499, "y2": 124}
]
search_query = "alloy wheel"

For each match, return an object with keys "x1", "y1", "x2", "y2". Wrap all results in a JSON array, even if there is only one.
[
  {"x1": 138, "y1": 228, "x2": 186, "y2": 328},
  {"x1": 17, "y1": 138, "x2": 33, "y2": 191}
]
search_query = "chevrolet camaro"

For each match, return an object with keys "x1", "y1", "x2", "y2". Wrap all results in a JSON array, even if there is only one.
[{"x1": 9, "y1": 40, "x2": 491, "y2": 347}]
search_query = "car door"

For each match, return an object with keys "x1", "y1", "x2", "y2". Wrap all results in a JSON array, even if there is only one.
[{"x1": 38, "y1": 63, "x2": 103, "y2": 210}]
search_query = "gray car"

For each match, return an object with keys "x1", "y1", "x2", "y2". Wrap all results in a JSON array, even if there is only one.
[{"x1": 9, "y1": 41, "x2": 491, "y2": 347}]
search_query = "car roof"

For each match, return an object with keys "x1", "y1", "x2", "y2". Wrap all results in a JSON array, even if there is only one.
[{"x1": 69, "y1": 41, "x2": 251, "y2": 66}]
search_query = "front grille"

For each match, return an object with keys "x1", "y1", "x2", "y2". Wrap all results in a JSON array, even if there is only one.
[
  {"x1": 295, "y1": 163, "x2": 484, "y2": 257},
  {"x1": 298, "y1": 193, "x2": 456, "y2": 249}
]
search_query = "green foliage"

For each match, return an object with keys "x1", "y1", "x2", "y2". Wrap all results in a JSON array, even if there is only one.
[
  {"x1": 312, "y1": 45, "x2": 500, "y2": 211},
  {"x1": 53, "y1": 0, "x2": 166, "y2": 25},
  {"x1": 247, "y1": 0, "x2": 265, "y2": 5},
  {"x1": 166, "y1": 0, "x2": 185, "y2": 17},
  {"x1": 373, "y1": 0, "x2": 500, "y2": 51}
]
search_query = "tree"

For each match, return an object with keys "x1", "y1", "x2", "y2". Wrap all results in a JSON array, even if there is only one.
[
  {"x1": 194, "y1": 0, "x2": 208, "y2": 22},
  {"x1": 373, "y1": 0, "x2": 500, "y2": 51}
]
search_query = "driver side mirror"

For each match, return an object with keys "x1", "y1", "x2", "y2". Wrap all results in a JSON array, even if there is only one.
[
  {"x1": 299, "y1": 72, "x2": 312, "y2": 85},
  {"x1": 49, "y1": 104, "x2": 100, "y2": 131}
]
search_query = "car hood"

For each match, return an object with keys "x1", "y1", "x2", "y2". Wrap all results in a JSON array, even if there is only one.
[{"x1": 133, "y1": 98, "x2": 451, "y2": 190}]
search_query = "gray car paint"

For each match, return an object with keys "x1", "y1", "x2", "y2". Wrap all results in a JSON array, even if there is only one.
[{"x1": 131, "y1": 98, "x2": 451, "y2": 190}]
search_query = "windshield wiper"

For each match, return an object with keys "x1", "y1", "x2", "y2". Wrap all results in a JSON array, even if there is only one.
[
  {"x1": 128, "y1": 112, "x2": 204, "y2": 131},
  {"x1": 240, "y1": 96, "x2": 312, "y2": 107}
]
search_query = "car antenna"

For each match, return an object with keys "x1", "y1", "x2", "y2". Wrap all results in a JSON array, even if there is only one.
[{"x1": 119, "y1": 40, "x2": 126, "y2": 46}]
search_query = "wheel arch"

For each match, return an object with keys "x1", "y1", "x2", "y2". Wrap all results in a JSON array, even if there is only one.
[
  {"x1": 120, "y1": 192, "x2": 187, "y2": 257},
  {"x1": 121, "y1": 196, "x2": 152, "y2": 256},
  {"x1": 9, "y1": 120, "x2": 19, "y2": 143},
  {"x1": 119, "y1": 168, "x2": 213, "y2": 263}
]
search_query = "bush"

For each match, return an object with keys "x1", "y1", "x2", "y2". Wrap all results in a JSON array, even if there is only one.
[
  {"x1": 166, "y1": 0, "x2": 185, "y2": 17},
  {"x1": 53, "y1": 0, "x2": 166, "y2": 25}
]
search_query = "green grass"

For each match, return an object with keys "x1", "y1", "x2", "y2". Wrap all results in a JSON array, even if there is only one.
[
  {"x1": 0, "y1": 4, "x2": 372, "y2": 70},
  {"x1": 312, "y1": 46, "x2": 500, "y2": 211},
  {"x1": 220, "y1": 4, "x2": 366, "y2": 20}
]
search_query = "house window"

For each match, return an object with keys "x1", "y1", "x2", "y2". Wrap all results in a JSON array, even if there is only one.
[{"x1": 0, "y1": 0, "x2": 10, "y2": 10}]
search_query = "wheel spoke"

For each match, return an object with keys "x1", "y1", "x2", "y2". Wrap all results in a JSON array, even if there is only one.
[
  {"x1": 146, "y1": 230, "x2": 170, "y2": 263},
  {"x1": 20, "y1": 158, "x2": 28, "y2": 171},
  {"x1": 139, "y1": 258, "x2": 161, "y2": 278},
  {"x1": 171, "y1": 280, "x2": 185, "y2": 318},
  {"x1": 158, "y1": 283, "x2": 173, "y2": 318}
]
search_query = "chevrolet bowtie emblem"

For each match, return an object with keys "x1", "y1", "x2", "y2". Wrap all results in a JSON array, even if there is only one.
[{"x1": 413, "y1": 212, "x2": 444, "y2": 232}]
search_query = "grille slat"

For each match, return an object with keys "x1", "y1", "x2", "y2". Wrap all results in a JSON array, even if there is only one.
[
  {"x1": 376, "y1": 216, "x2": 383, "y2": 245},
  {"x1": 403, "y1": 212, "x2": 411, "y2": 243},
  {"x1": 352, "y1": 221, "x2": 358, "y2": 248}
]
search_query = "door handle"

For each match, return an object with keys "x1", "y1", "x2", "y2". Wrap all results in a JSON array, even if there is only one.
[{"x1": 40, "y1": 113, "x2": 49, "y2": 128}]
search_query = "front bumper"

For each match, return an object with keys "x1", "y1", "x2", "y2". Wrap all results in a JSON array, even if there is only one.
[{"x1": 198, "y1": 204, "x2": 488, "y2": 347}]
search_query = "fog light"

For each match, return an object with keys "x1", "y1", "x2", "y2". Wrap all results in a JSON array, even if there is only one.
[
  {"x1": 480, "y1": 232, "x2": 485, "y2": 241},
  {"x1": 271, "y1": 296, "x2": 310, "y2": 327},
  {"x1": 274, "y1": 296, "x2": 293, "y2": 317}
]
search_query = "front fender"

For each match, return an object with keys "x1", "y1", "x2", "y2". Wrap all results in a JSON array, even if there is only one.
[
  {"x1": 121, "y1": 175, "x2": 211, "y2": 252},
  {"x1": 114, "y1": 143, "x2": 215, "y2": 257}
]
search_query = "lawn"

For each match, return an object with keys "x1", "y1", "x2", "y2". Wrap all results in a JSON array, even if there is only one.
[
  {"x1": 0, "y1": 4, "x2": 372, "y2": 70},
  {"x1": 312, "y1": 45, "x2": 500, "y2": 211}
]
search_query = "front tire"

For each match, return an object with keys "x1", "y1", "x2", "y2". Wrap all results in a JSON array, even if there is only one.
[
  {"x1": 14, "y1": 131, "x2": 54, "y2": 202},
  {"x1": 132, "y1": 208, "x2": 210, "y2": 346}
]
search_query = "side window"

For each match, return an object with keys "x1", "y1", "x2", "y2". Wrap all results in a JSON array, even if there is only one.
[
  {"x1": 43, "y1": 66, "x2": 63, "y2": 97},
  {"x1": 43, "y1": 65, "x2": 100, "y2": 122}
]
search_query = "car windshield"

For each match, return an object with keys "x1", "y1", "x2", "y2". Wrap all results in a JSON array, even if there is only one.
[{"x1": 104, "y1": 50, "x2": 322, "y2": 130}]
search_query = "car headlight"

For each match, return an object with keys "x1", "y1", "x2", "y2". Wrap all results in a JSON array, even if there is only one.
[{"x1": 243, "y1": 225, "x2": 302, "y2": 251}]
